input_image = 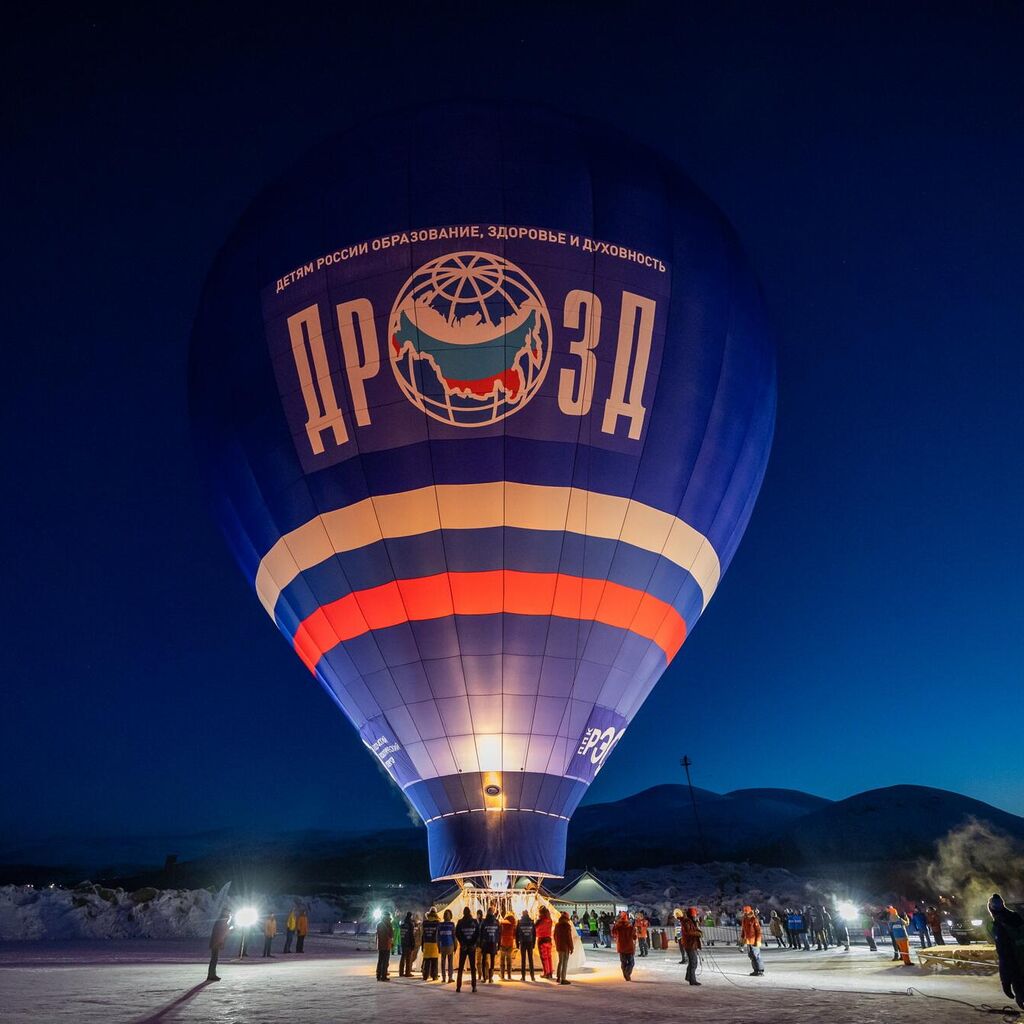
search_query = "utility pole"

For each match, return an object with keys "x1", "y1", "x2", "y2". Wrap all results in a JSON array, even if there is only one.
[{"x1": 680, "y1": 755, "x2": 708, "y2": 862}]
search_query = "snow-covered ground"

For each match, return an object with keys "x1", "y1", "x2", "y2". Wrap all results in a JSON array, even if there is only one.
[{"x1": 0, "y1": 937, "x2": 1014, "y2": 1024}]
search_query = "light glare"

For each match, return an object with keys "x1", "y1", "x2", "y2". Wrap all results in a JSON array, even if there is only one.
[{"x1": 235, "y1": 907, "x2": 258, "y2": 928}]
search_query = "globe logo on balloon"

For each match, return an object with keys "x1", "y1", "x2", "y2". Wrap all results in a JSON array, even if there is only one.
[{"x1": 389, "y1": 252, "x2": 553, "y2": 426}]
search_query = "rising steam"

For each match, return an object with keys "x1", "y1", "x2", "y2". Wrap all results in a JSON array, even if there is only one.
[{"x1": 920, "y1": 816, "x2": 1024, "y2": 914}]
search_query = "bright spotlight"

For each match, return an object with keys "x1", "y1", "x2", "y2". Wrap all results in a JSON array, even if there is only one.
[
  {"x1": 235, "y1": 907, "x2": 258, "y2": 928},
  {"x1": 970, "y1": 919, "x2": 983, "y2": 927},
  {"x1": 837, "y1": 901, "x2": 859, "y2": 920},
  {"x1": 372, "y1": 907, "x2": 383, "y2": 922}
]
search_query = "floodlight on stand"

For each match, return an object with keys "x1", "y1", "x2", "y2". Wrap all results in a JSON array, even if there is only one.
[{"x1": 235, "y1": 907, "x2": 258, "y2": 928}]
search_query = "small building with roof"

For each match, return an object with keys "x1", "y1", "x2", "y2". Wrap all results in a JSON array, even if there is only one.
[{"x1": 551, "y1": 870, "x2": 626, "y2": 915}]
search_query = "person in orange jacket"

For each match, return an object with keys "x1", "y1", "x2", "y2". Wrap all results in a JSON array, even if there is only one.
[
  {"x1": 262, "y1": 913, "x2": 277, "y2": 957},
  {"x1": 207, "y1": 908, "x2": 231, "y2": 982},
  {"x1": 296, "y1": 908, "x2": 309, "y2": 953},
  {"x1": 611, "y1": 911, "x2": 638, "y2": 981},
  {"x1": 553, "y1": 911, "x2": 575, "y2": 985},
  {"x1": 741, "y1": 906, "x2": 764, "y2": 976},
  {"x1": 636, "y1": 912, "x2": 650, "y2": 956},
  {"x1": 536, "y1": 905, "x2": 555, "y2": 979},
  {"x1": 499, "y1": 913, "x2": 517, "y2": 980}
]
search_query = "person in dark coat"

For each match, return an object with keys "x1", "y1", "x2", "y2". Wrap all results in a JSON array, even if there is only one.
[
  {"x1": 454, "y1": 907, "x2": 479, "y2": 992},
  {"x1": 375, "y1": 911, "x2": 393, "y2": 981},
  {"x1": 478, "y1": 909, "x2": 499, "y2": 983},
  {"x1": 926, "y1": 906, "x2": 945, "y2": 945},
  {"x1": 207, "y1": 908, "x2": 231, "y2": 981},
  {"x1": 399, "y1": 911, "x2": 416, "y2": 977},
  {"x1": 989, "y1": 894, "x2": 1024, "y2": 1009},
  {"x1": 516, "y1": 909, "x2": 537, "y2": 980},
  {"x1": 911, "y1": 905, "x2": 932, "y2": 948}
]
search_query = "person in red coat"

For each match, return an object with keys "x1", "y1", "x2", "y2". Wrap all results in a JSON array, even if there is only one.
[
  {"x1": 535, "y1": 906, "x2": 555, "y2": 979},
  {"x1": 553, "y1": 911, "x2": 575, "y2": 985},
  {"x1": 611, "y1": 911, "x2": 638, "y2": 981}
]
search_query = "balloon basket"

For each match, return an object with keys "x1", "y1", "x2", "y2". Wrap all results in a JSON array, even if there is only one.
[{"x1": 434, "y1": 875, "x2": 587, "y2": 974}]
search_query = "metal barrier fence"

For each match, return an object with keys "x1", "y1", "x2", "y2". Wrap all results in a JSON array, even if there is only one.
[{"x1": 641, "y1": 922, "x2": 954, "y2": 949}]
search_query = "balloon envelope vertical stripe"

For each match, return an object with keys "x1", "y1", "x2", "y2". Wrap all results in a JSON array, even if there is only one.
[{"x1": 190, "y1": 102, "x2": 775, "y2": 880}]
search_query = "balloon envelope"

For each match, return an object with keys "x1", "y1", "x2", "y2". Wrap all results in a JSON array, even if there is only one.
[{"x1": 190, "y1": 102, "x2": 775, "y2": 880}]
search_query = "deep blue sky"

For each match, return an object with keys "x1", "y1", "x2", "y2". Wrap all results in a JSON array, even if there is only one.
[{"x1": 2, "y1": 3, "x2": 1022, "y2": 850}]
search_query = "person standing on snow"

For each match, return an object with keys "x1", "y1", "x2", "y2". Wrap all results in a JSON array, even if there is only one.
[
  {"x1": 673, "y1": 908, "x2": 686, "y2": 962},
  {"x1": 262, "y1": 912, "x2": 277, "y2": 957},
  {"x1": 375, "y1": 911, "x2": 393, "y2": 981},
  {"x1": 636, "y1": 911, "x2": 650, "y2": 956},
  {"x1": 499, "y1": 912, "x2": 517, "y2": 981},
  {"x1": 207, "y1": 908, "x2": 231, "y2": 982},
  {"x1": 516, "y1": 909, "x2": 537, "y2": 981},
  {"x1": 886, "y1": 905, "x2": 910, "y2": 963},
  {"x1": 831, "y1": 907, "x2": 850, "y2": 951},
  {"x1": 535, "y1": 905, "x2": 555, "y2": 979},
  {"x1": 421, "y1": 907, "x2": 441, "y2": 981},
  {"x1": 681, "y1": 907, "x2": 703, "y2": 986},
  {"x1": 554, "y1": 910, "x2": 575, "y2": 985},
  {"x1": 478, "y1": 908, "x2": 500, "y2": 983},
  {"x1": 611, "y1": 911, "x2": 638, "y2": 981},
  {"x1": 588, "y1": 910, "x2": 599, "y2": 948},
  {"x1": 769, "y1": 910, "x2": 785, "y2": 948},
  {"x1": 438, "y1": 909, "x2": 456, "y2": 983},
  {"x1": 911, "y1": 905, "x2": 931, "y2": 948},
  {"x1": 926, "y1": 906, "x2": 944, "y2": 946},
  {"x1": 399, "y1": 912, "x2": 416, "y2": 976},
  {"x1": 391, "y1": 908, "x2": 401, "y2": 959},
  {"x1": 988, "y1": 894, "x2": 1024, "y2": 1010},
  {"x1": 283, "y1": 906, "x2": 297, "y2": 953},
  {"x1": 295, "y1": 908, "x2": 309, "y2": 953},
  {"x1": 741, "y1": 906, "x2": 765, "y2": 976},
  {"x1": 454, "y1": 907, "x2": 480, "y2": 993}
]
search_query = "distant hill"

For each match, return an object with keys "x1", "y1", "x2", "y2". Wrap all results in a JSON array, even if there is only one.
[
  {"x1": 3, "y1": 783, "x2": 1021, "y2": 888},
  {"x1": 760, "y1": 785, "x2": 1024, "y2": 865},
  {"x1": 567, "y1": 784, "x2": 833, "y2": 866}
]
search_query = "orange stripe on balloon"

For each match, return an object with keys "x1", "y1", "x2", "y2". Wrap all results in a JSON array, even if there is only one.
[{"x1": 292, "y1": 571, "x2": 686, "y2": 673}]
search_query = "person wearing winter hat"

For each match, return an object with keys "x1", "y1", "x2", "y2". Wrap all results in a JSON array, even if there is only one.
[
  {"x1": 988, "y1": 894, "x2": 1024, "y2": 1009},
  {"x1": 741, "y1": 906, "x2": 765, "y2": 976}
]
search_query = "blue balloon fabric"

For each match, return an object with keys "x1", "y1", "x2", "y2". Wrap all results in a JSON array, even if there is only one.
[{"x1": 189, "y1": 102, "x2": 776, "y2": 881}]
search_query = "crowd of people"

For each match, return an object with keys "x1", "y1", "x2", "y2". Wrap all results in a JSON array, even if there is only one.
[
  {"x1": 206, "y1": 905, "x2": 311, "y2": 981},
  {"x1": 204, "y1": 890, "x2": 1024, "y2": 1009},
  {"x1": 374, "y1": 905, "x2": 580, "y2": 990}
]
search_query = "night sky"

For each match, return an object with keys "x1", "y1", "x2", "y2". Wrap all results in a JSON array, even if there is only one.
[{"x1": 2, "y1": 3, "x2": 1022, "y2": 852}]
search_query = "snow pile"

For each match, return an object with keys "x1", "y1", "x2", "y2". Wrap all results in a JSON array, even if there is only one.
[
  {"x1": 602, "y1": 862, "x2": 867, "y2": 920},
  {"x1": 0, "y1": 883, "x2": 445, "y2": 941},
  {"x1": 0, "y1": 882, "x2": 232, "y2": 940}
]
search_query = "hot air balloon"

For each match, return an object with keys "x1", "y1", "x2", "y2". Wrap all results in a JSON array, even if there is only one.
[{"x1": 189, "y1": 102, "x2": 775, "y2": 885}]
